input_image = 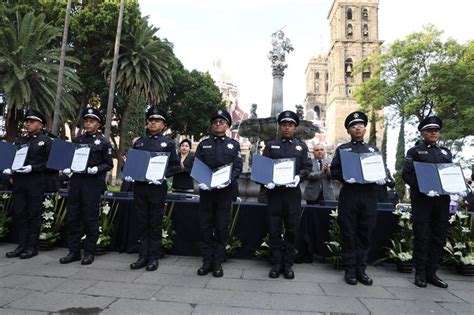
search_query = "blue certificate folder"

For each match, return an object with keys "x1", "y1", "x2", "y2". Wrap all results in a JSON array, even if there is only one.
[
  {"x1": 0, "y1": 141, "x2": 17, "y2": 170},
  {"x1": 190, "y1": 158, "x2": 232, "y2": 187},
  {"x1": 250, "y1": 155, "x2": 295, "y2": 185},
  {"x1": 46, "y1": 139, "x2": 76, "y2": 171},
  {"x1": 122, "y1": 149, "x2": 170, "y2": 182},
  {"x1": 414, "y1": 162, "x2": 466, "y2": 195},
  {"x1": 340, "y1": 151, "x2": 385, "y2": 184}
]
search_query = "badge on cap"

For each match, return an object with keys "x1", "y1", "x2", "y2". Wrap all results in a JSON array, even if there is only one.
[
  {"x1": 218, "y1": 110, "x2": 223, "y2": 115},
  {"x1": 227, "y1": 143, "x2": 234, "y2": 149},
  {"x1": 354, "y1": 113, "x2": 359, "y2": 118},
  {"x1": 88, "y1": 109, "x2": 93, "y2": 114},
  {"x1": 161, "y1": 142, "x2": 167, "y2": 147},
  {"x1": 38, "y1": 141, "x2": 44, "y2": 146},
  {"x1": 94, "y1": 139, "x2": 101, "y2": 145},
  {"x1": 296, "y1": 145, "x2": 302, "y2": 151}
]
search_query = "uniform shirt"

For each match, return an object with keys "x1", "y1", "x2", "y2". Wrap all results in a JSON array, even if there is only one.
[
  {"x1": 330, "y1": 140, "x2": 379, "y2": 186},
  {"x1": 73, "y1": 132, "x2": 113, "y2": 173},
  {"x1": 133, "y1": 133, "x2": 180, "y2": 178},
  {"x1": 262, "y1": 137, "x2": 312, "y2": 180},
  {"x1": 13, "y1": 131, "x2": 52, "y2": 173},
  {"x1": 195, "y1": 135, "x2": 243, "y2": 182},
  {"x1": 402, "y1": 140, "x2": 452, "y2": 194}
]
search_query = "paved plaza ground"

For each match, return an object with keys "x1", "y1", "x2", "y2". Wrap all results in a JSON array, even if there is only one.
[{"x1": 0, "y1": 243, "x2": 472, "y2": 314}]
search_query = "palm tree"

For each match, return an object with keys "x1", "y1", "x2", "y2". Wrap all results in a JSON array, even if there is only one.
[
  {"x1": 0, "y1": 12, "x2": 81, "y2": 140},
  {"x1": 102, "y1": 18, "x2": 175, "y2": 170}
]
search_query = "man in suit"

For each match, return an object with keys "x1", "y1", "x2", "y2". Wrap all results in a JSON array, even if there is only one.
[{"x1": 303, "y1": 144, "x2": 335, "y2": 205}]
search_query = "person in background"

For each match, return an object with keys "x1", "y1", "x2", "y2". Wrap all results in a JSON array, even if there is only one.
[
  {"x1": 303, "y1": 143, "x2": 335, "y2": 205},
  {"x1": 172, "y1": 139, "x2": 195, "y2": 193},
  {"x1": 377, "y1": 168, "x2": 396, "y2": 203}
]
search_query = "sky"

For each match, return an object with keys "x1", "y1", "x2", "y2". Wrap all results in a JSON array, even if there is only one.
[{"x1": 138, "y1": 0, "x2": 473, "y2": 172}]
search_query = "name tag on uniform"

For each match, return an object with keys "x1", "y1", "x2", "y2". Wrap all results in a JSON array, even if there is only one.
[
  {"x1": 417, "y1": 151, "x2": 428, "y2": 154},
  {"x1": 341, "y1": 148, "x2": 352, "y2": 151},
  {"x1": 271, "y1": 145, "x2": 280, "y2": 149},
  {"x1": 203, "y1": 145, "x2": 212, "y2": 149}
]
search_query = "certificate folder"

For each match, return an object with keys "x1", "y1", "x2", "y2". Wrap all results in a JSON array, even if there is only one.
[
  {"x1": 122, "y1": 149, "x2": 170, "y2": 182},
  {"x1": 414, "y1": 162, "x2": 467, "y2": 195},
  {"x1": 340, "y1": 151, "x2": 386, "y2": 184},
  {"x1": 250, "y1": 155, "x2": 295, "y2": 185},
  {"x1": 190, "y1": 158, "x2": 232, "y2": 188},
  {"x1": 0, "y1": 141, "x2": 17, "y2": 171},
  {"x1": 47, "y1": 139, "x2": 76, "y2": 171}
]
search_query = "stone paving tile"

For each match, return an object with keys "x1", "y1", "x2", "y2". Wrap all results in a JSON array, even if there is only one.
[
  {"x1": 173, "y1": 256, "x2": 206, "y2": 266},
  {"x1": 269, "y1": 292, "x2": 369, "y2": 314},
  {"x1": 386, "y1": 286, "x2": 464, "y2": 303},
  {"x1": 51, "y1": 278, "x2": 96, "y2": 294},
  {"x1": 134, "y1": 272, "x2": 211, "y2": 288},
  {"x1": 158, "y1": 264, "x2": 243, "y2": 278},
  {"x1": 70, "y1": 268, "x2": 141, "y2": 283},
  {"x1": 0, "y1": 262, "x2": 79, "y2": 278},
  {"x1": 192, "y1": 304, "x2": 311, "y2": 315},
  {"x1": 0, "y1": 308, "x2": 44, "y2": 314},
  {"x1": 206, "y1": 278, "x2": 324, "y2": 295},
  {"x1": 447, "y1": 280, "x2": 474, "y2": 292},
  {"x1": 241, "y1": 268, "x2": 343, "y2": 284},
  {"x1": 82, "y1": 281, "x2": 161, "y2": 300},
  {"x1": 4, "y1": 291, "x2": 115, "y2": 313},
  {"x1": 369, "y1": 276, "x2": 415, "y2": 288},
  {"x1": 154, "y1": 285, "x2": 274, "y2": 309},
  {"x1": 0, "y1": 288, "x2": 32, "y2": 307},
  {"x1": 450, "y1": 290, "x2": 474, "y2": 303},
  {"x1": 438, "y1": 302, "x2": 474, "y2": 314},
  {"x1": 102, "y1": 298, "x2": 193, "y2": 315},
  {"x1": 0, "y1": 275, "x2": 65, "y2": 291},
  {"x1": 360, "y1": 297, "x2": 451, "y2": 314},
  {"x1": 320, "y1": 283, "x2": 395, "y2": 298}
]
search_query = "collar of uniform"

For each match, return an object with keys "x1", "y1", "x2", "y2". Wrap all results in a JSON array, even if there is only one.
[
  {"x1": 423, "y1": 140, "x2": 437, "y2": 148},
  {"x1": 213, "y1": 135, "x2": 226, "y2": 140},
  {"x1": 28, "y1": 134, "x2": 38, "y2": 138},
  {"x1": 281, "y1": 137, "x2": 294, "y2": 143},
  {"x1": 351, "y1": 140, "x2": 365, "y2": 145},
  {"x1": 149, "y1": 132, "x2": 162, "y2": 139},
  {"x1": 85, "y1": 132, "x2": 98, "y2": 138}
]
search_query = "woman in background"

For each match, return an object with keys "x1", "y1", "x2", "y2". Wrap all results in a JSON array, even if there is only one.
[{"x1": 172, "y1": 139, "x2": 195, "y2": 193}]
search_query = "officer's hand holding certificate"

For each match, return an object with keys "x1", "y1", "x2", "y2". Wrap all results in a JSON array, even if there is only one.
[
  {"x1": 71, "y1": 146, "x2": 91, "y2": 172},
  {"x1": 210, "y1": 164, "x2": 232, "y2": 188},
  {"x1": 11, "y1": 145, "x2": 29, "y2": 171}
]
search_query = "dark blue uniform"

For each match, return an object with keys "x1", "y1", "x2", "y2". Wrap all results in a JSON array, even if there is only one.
[
  {"x1": 330, "y1": 140, "x2": 379, "y2": 274},
  {"x1": 263, "y1": 137, "x2": 312, "y2": 269},
  {"x1": 402, "y1": 141, "x2": 452, "y2": 276},
  {"x1": 66, "y1": 132, "x2": 113, "y2": 256},
  {"x1": 10, "y1": 132, "x2": 52, "y2": 253},
  {"x1": 132, "y1": 133, "x2": 179, "y2": 262},
  {"x1": 195, "y1": 135, "x2": 243, "y2": 267}
]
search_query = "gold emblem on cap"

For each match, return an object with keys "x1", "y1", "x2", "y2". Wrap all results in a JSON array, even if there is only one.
[{"x1": 354, "y1": 113, "x2": 359, "y2": 118}]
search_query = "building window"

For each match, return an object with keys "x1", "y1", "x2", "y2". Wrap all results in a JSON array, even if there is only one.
[
  {"x1": 346, "y1": 23, "x2": 353, "y2": 38},
  {"x1": 315, "y1": 81, "x2": 320, "y2": 93},
  {"x1": 315, "y1": 71, "x2": 320, "y2": 80},
  {"x1": 314, "y1": 105, "x2": 321, "y2": 119},
  {"x1": 363, "y1": 24, "x2": 369, "y2": 38},
  {"x1": 345, "y1": 58, "x2": 353, "y2": 77},
  {"x1": 362, "y1": 70, "x2": 371, "y2": 81},
  {"x1": 347, "y1": 8, "x2": 353, "y2": 20},
  {"x1": 362, "y1": 8, "x2": 369, "y2": 21}
]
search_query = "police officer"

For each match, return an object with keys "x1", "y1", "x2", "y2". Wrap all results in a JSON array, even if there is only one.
[
  {"x1": 4, "y1": 109, "x2": 52, "y2": 259},
  {"x1": 126, "y1": 106, "x2": 179, "y2": 271},
  {"x1": 402, "y1": 116, "x2": 451, "y2": 288},
  {"x1": 263, "y1": 110, "x2": 312, "y2": 279},
  {"x1": 330, "y1": 111, "x2": 385, "y2": 285},
  {"x1": 195, "y1": 109, "x2": 243, "y2": 277},
  {"x1": 59, "y1": 108, "x2": 113, "y2": 265}
]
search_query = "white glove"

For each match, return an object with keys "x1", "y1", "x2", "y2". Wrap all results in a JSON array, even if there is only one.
[
  {"x1": 375, "y1": 178, "x2": 386, "y2": 185},
  {"x1": 199, "y1": 183, "x2": 210, "y2": 191},
  {"x1": 87, "y1": 166, "x2": 98, "y2": 174},
  {"x1": 62, "y1": 168, "x2": 72, "y2": 175},
  {"x1": 426, "y1": 190, "x2": 440, "y2": 197},
  {"x1": 148, "y1": 179, "x2": 162, "y2": 185},
  {"x1": 2, "y1": 168, "x2": 12, "y2": 175},
  {"x1": 124, "y1": 176, "x2": 134, "y2": 182},
  {"x1": 459, "y1": 191, "x2": 467, "y2": 197},
  {"x1": 264, "y1": 182, "x2": 276, "y2": 190},
  {"x1": 16, "y1": 165, "x2": 32, "y2": 173},
  {"x1": 216, "y1": 182, "x2": 230, "y2": 189},
  {"x1": 345, "y1": 177, "x2": 356, "y2": 184},
  {"x1": 286, "y1": 175, "x2": 300, "y2": 188}
]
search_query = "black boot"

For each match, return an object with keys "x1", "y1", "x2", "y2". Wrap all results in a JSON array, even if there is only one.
[
  {"x1": 146, "y1": 259, "x2": 159, "y2": 271},
  {"x1": 130, "y1": 257, "x2": 148, "y2": 270},
  {"x1": 213, "y1": 263, "x2": 223, "y2": 277},
  {"x1": 19, "y1": 248, "x2": 38, "y2": 259},
  {"x1": 356, "y1": 271, "x2": 373, "y2": 286},
  {"x1": 81, "y1": 253, "x2": 94, "y2": 265},
  {"x1": 427, "y1": 273, "x2": 448, "y2": 288},
  {"x1": 344, "y1": 269, "x2": 357, "y2": 285},
  {"x1": 414, "y1": 271, "x2": 427, "y2": 288},
  {"x1": 268, "y1": 265, "x2": 281, "y2": 279},
  {"x1": 59, "y1": 252, "x2": 81, "y2": 264},
  {"x1": 283, "y1": 266, "x2": 295, "y2": 279},
  {"x1": 197, "y1": 262, "x2": 212, "y2": 276},
  {"x1": 6, "y1": 246, "x2": 24, "y2": 258}
]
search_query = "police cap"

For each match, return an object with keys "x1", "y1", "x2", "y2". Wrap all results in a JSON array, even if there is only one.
[
  {"x1": 344, "y1": 111, "x2": 368, "y2": 129},
  {"x1": 277, "y1": 110, "x2": 299, "y2": 126},
  {"x1": 24, "y1": 109, "x2": 46, "y2": 125},
  {"x1": 211, "y1": 109, "x2": 232, "y2": 126},
  {"x1": 146, "y1": 106, "x2": 168, "y2": 122},
  {"x1": 418, "y1": 116, "x2": 442, "y2": 132},
  {"x1": 82, "y1": 108, "x2": 104, "y2": 124}
]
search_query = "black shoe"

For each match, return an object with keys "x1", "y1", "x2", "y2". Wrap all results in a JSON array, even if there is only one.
[
  {"x1": 146, "y1": 259, "x2": 159, "y2": 271},
  {"x1": 213, "y1": 264, "x2": 224, "y2": 277},
  {"x1": 6, "y1": 247, "x2": 24, "y2": 258},
  {"x1": 130, "y1": 257, "x2": 148, "y2": 270},
  {"x1": 197, "y1": 263, "x2": 212, "y2": 276},
  {"x1": 283, "y1": 267, "x2": 295, "y2": 279},
  {"x1": 81, "y1": 253, "x2": 94, "y2": 265},
  {"x1": 19, "y1": 248, "x2": 38, "y2": 259},
  {"x1": 414, "y1": 273, "x2": 427, "y2": 288},
  {"x1": 344, "y1": 270, "x2": 357, "y2": 285},
  {"x1": 268, "y1": 265, "x2": 281, "y2": 279},
  {"x1": 356, "y1": 271, "x2": 373, "y2": 286},
  {"x1": 59, "y1": 252, "x2": 81, "y2": 264},
  {"x1": 427, "y1": 274, "x2": 448, "y2": 288},
  {"x1": 293, "y1": 254, "x2": 313, "y2": 264}
]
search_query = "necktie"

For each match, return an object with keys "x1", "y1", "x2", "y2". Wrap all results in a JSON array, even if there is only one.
[{"x1": 318, "y1": 160, "x2": 323, "y2": 170}]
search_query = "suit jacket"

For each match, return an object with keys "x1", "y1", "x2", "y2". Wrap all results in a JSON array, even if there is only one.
[{"x1": 303, "y1": 158, "x2": 335, "y2": 201}]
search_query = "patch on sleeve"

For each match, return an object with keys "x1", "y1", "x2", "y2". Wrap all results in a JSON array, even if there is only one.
[{"x1": 404, "y1": 156, "x2": 413, "y2": 162}]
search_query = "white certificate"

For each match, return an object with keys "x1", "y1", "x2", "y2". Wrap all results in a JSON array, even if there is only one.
[
  {"x1": 439, "y1": 164, "x2": 466, "y2": 194},
  {"x1": 210, "y1": 164, "x2": 232, "y2": 188},
  {"x1": 11, "y1": 146, "x2": 29, "y2": 170},
  {"x1": 145, "y1": 154, "x2": 169, "y2": 181},
  {"x1": 71, "y1": 147, "x2": 90, "y2": 172},
  {"x1": 360, "y1": 153, "x2": 386, "y2": 182},
  {"x1": 273, "y1": 159, "x2": 295, "y2": 185}
]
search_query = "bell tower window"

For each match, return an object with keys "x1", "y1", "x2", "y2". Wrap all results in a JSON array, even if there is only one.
[
  {"x1": 362, "y1": 8, "x2": 369, "y2": 21},
  {"x1": 347, "y1": 8, "x2": 353, "y2": 20},
  {"x1": 346, "y1": 23, "x2": 353, "y2": 38},
  {"x1": 345, "y1": 58, "x2": 353, "y2": 77},
  {"x1": 363, "y1": 24, "x2": 369, "y2": 38}
]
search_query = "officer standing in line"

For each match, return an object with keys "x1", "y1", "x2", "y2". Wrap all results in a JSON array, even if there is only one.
[
  {"x1": 330, "y1": 111, "x2": 385, "y2": 286},
  {"x1": 4, "y1": 109, "x2": 52, "y2": 259},
  {"x1": 126, "y1": 106, "x2": 180, "y2": 271},
  {"x1": 195, "y1": 109, "x2": 243, "y2": 278},
  {"x1": 402, "y1": 116, "x2": 451, "y2": 288},
  {"x1": 263, "y1": 110, "x2": 312, "y2": 279},
  {"x1": 59, "y1": 108, "x2": 113, "y2": 265}
]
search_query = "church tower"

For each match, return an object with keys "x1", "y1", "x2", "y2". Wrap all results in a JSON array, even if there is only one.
[{"x1": 323, "y1": 0, "x2": 382, "y2": 146}]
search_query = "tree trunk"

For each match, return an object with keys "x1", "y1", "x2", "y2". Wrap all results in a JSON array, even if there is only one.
[{"x1": 117, "y1": 102, "x2": 131, "y2": 173}]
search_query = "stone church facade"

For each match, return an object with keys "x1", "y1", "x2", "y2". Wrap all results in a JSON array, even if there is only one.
[{"x1": 305, "y1": 0, "x2": 383, "y2": 148}]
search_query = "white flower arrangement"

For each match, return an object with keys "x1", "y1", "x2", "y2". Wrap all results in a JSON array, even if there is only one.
[
  {"x1": 39, "y1": 193, "x2": 66, "y2": 244},
  {"x1": 444, "y1": 202, "x2": 473, "y2": 266},
  {"x1": 386, "y1": 204, "x2": 414, "y2": 264}
]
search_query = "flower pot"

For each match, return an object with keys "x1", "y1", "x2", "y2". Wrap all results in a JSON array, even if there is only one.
[
  {"x1": 93, "y1": 245, "x2": 109, "y2": 255},
  {"x1": 456, "y1": 264, "x2": 474, "y2": 276},
  {"x1": 396, "y1": 261, "x2": 413, "y2": 273},
  {"x1": 38, "y1": 239, "x2": 55, "y2": 251}
]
